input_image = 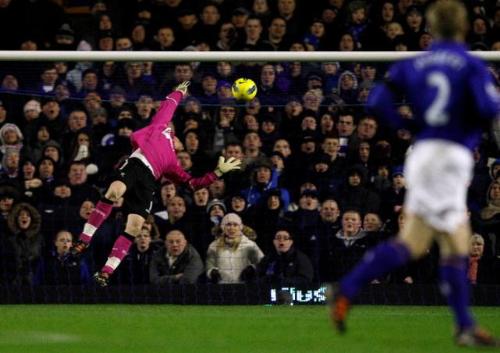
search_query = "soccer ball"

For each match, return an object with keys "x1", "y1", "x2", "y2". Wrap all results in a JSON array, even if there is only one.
[{"x1": 231, "y1": 78, "x2": 257, "y2": 101}]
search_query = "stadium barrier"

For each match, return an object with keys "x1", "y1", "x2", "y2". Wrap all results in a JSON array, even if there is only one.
[{"x1": 1, "y1": 284, "x2": 499, "y2": 306}]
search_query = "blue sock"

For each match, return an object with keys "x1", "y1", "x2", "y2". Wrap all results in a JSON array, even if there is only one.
[
  {"x1": 340, "y1": 241, "x2": 411, "y2": 300},
  {"x1": 439, "y1": 256, "x2": 475, "y2": 331}
]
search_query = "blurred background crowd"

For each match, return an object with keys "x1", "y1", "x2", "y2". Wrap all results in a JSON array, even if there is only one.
[{"x1": 0, "y1": 0, "x2": 499, "y2": 288}]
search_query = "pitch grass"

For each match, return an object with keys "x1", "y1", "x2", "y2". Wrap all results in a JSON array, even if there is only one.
[{"x1": 0, "y1": 305, "x2": 499, "y2": 353}]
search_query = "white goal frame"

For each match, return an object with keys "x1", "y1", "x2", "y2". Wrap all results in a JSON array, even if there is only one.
[{"x1": 0, "y1": 50, "x2": 498, "y2": 62}]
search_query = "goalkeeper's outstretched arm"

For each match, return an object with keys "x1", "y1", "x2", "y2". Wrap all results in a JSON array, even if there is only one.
[
  {"x1": 166, "y1": 156, "x2": 242, "y2": 191},
  {"x1": 150, "y1": 81, "x2": 190, "y2": 127}
]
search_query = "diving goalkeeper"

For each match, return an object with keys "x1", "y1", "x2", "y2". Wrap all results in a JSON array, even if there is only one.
[{"x1": 72, "y1": 81, "x2": 241, "y2": 286}]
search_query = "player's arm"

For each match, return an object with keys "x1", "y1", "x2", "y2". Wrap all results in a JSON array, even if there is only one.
[
  {"x1": 168, "y1": 156, "x2": 241, "y2": 190},
  {"x1": 150, "y1": 81, "x2": 190, "y2": 126},
  {"x1": 366, "y1": 64, "x2": 408, "y2": 131}
]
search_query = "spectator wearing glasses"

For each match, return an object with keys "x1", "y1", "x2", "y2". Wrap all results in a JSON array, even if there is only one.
[{"x1": 257, "y1": 228, "x2": 314, "y2": 286}]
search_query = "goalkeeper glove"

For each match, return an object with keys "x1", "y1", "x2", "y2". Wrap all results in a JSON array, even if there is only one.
[
  {"x1": 214, "y1": 156, "x2": 241, "y2": 177},
  {"x1": 174, "y1": 81, "x2": 190, "y2": 96}
]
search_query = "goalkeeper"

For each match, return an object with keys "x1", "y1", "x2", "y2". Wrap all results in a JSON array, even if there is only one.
[{"x1": 72, "y1": 81, "x2": 241, "y2": 286}]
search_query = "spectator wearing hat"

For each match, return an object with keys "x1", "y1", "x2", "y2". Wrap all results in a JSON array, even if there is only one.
[
  {"x1": 97, "y1": 30, "x2": 114, "y2": 51},
  {"x1": 21, "y1": 100, "x2": 42, "y2": 145},
  {"x1": 307, "y1": 153, "x2": 340, "y2": 196},
  {"x1": 191, "y1": 197, "x2": 227, "y2": 257},
  {"x1": 286, "y1": 133, "x2": 318, "y2": 189},
  {"x1": 206, "y1": 213, "x2": 264, "y2": 284},
  {"x1": 279, "y1": 188, "x2": 322, "y2": 278},
  {"x1": 257, "y1": 228, "x2": 314, "y2": 286},
  {"x1": 248, "y1": 188, "x2": 286, "y2": 253},
  {"x1": 0, "y1": 123, "x2": 23, "y2": 157},
  {"x1": 337, "y1": 165, "x2": 380, "y2": 215},
  {"x1": 105, "y1": 85, "x2": 127, "y2": 119},
  {"x1": 0, "y1": 147, "x2": 21, "y2": 186},
  {"x1": 53, "y1": 23, "x2": 77, "y2": 51},
  {"x1": 300, "y1": 110, "x2": 320, "y2": 141},
  {"x1": 259, "y1": 114, "x2": 280, "y2": 154},
  {"x1": 228, "y1": 192, "x2": 249, "y2": 220},
  {"x1": 213, "y1": 77, "x2": 233, "y2": 103},
  {"x1": 231, "y1": 7, "x2": 251, "y2": 39},
  {"x1": 41, "y1": 139, "x2": 63, "y2": 170},
  {"x1": 100, "y1": 117, "x2": 137, "y2": 176}
]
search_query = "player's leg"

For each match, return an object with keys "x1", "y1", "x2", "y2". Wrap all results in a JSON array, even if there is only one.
[
  {"x1": 332, "y1": 213, "x2": 435, "y2": 332},
  {"x1": 94, "y1": 167, "x2": 156, "y2": 286},
  {"x1": 72, "y1": 180, "x2": 127, "y2": 255},
  {"x1": 94, "y1": 213, "x2": 145, "y2": 286},
  {"x1": 73, "y1": 158, "x2": 138, "y2": 256},
  {"x1": 436, "y1": 226, "x2": 499, "y2": 347}
]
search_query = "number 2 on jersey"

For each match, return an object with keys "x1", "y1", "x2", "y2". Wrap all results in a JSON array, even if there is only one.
[{"x1": 425, "y1": 72, "x2": 450, "y2": 126}]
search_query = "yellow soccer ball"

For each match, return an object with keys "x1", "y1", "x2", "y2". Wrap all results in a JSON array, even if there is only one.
[{"x1": 231, "y1": 78, "x2": 257, "y2": 101}]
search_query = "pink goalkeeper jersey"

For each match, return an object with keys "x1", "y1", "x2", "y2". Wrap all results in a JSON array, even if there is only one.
[{"x1": 130, "y1": 91, "x2": 217, "y2": 189}]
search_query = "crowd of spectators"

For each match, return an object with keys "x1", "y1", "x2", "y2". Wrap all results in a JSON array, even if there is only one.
[{"x1": 0, "y1": 0, "x2": 499, "y2": 288}]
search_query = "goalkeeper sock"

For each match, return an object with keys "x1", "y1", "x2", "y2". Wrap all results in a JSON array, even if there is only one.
[
  {"x1": 79, "y1": 197, "x2": 113, "y2": 244},
  {"x1": 340, "y1": 241, "x2": 411, "y2": 300},
  {"x1": 439, "y1": 256, "x2": 475, "y2": 331},
  {"x1": 101, "y1": 232, "x2": 135, "y2": 275}
]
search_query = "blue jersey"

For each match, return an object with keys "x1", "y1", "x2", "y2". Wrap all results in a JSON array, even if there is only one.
[{"x1": 367, "y1": 42, "x2": 500, "y2": 150}]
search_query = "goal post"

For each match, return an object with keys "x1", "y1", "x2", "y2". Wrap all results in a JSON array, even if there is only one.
[{"x1": 0, "y1": 50, "x2": 499, "y2": 62}]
